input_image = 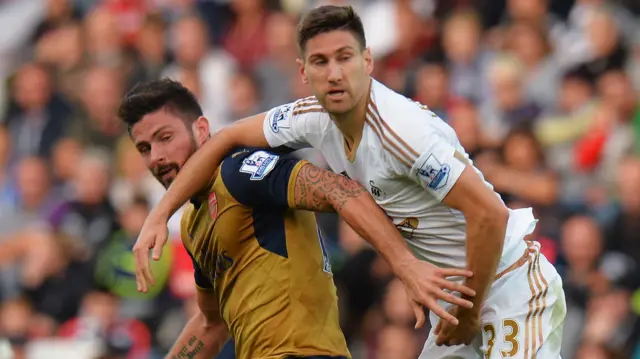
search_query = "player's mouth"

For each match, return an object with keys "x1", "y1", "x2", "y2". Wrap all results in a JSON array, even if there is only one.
[{"x1": 327, "y1": 90, "x2": 346, "y2": 100}]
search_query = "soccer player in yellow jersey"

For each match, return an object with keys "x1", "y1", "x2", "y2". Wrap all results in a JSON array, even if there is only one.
[{"x1": 118, "y1": 80, "x2": 474, "y2": 359}]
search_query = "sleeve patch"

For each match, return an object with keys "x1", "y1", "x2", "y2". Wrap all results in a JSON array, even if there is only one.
[
  {"x1": 268, "y1": 104, "x2": 292, "y2": 133},
  {"x1": 239, "y1": 151, "x2": 280, "y2": 180},
  {"x1": 417, "y1": 154, "x2": 450, "y2": 190}
]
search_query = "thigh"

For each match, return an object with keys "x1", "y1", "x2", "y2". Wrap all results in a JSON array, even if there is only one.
[
  {"x1": 215, "y1": 338, "x2": 236, "y2": 359},
  {"x1": 480, "y1": 244, "x2": 566, "y2": 359}
]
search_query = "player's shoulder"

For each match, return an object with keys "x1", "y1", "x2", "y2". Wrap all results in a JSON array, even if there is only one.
[
  {"x1": 267, "y1": 96, "x2": 332, "y2": 132},
  {"x1": 368, "y1": 79, "x2": 457, "y2": 154},
  {"x1": 219, "y1": 148, "x2": 283, "y2": 182}
]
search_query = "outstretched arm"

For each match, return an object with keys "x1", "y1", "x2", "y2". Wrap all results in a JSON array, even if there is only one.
[
  {"x1": 286, "y1": 163, "x2": 476, "y2": 327},
  {"x1": 155, "y1": 113, "x2": 269, "y2": 220}
]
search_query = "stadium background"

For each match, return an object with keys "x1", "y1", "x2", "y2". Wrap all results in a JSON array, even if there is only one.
[{"x1": 0, "y1": 0, "x2": 639, "y2": 358}]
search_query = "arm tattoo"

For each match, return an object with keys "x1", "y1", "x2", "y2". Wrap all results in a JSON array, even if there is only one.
[
  {"x1": 171, "y1": 335, "x2": 205, "y2": 359},
  {"x1": 293, "y1": 163, "x2": 367, "y2": 212}
]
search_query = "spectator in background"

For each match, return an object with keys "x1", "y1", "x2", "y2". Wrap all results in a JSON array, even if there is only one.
[
  {"x1": 68, "y1": 66, "x2": 126, "y2": 152},
  {"x1": 34, "y1": 21, "x2": 85, "y2": 104},
  {"x1": 254, "y1": 12, "x2": 299, "y2": 110},
  {"x1": 481, "y1": 54, "x2": 542, "y2": 142},
  {"x1": 162, "y1": 14, "x2": 237, "y2": 129},
  {"x1": 129, "y1": 13, "x2": 169, "y2": 89},
  {"x1": 504, "y1": 21, "x2": 562, "y2": 111},
  {"x1": 223, "y1": 0, "x2": 270, "y2": 70},
  {"x1": 2, "y1": 63, "x2": 72, "y2": 164},
  {"x1": 441, "y1": 9, "x2": 490, "y2": 105},
  {"x1": 575, "y1": 6, "x2": 629, "y2": 83},
  {"x1": 412, "y1": 58, "x2": 451, "y2": 121}
]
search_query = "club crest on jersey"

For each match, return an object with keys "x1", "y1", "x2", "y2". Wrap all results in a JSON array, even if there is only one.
[
  {"x1": 208, "y1": 193, "x2": 218, "y2": 220},
  {"x1": 240, "y1": 151, "x2": 279, "y2": 180},
  {"x1": 269, "y1": 104, "x2": 291, "y2": 133},
  {"x1": 417, "y1": 155, "x2": 450, "y2": 190}
]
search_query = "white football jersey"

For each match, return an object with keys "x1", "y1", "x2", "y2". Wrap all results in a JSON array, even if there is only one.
[{"x1": 262, "y1": 79, "x2": 534, "y2": 271}]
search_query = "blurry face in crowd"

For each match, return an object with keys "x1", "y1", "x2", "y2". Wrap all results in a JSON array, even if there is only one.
[
  {"x1": 507, "y1": 23, "x2": 549, "y2": 67},
  {"x1": 13, "y1": 64, "x2": 52, "y2": 111},
  {"x1": 560, "y1": 216, "x2": 602, "y2": 269},
  {"x1": 120, "y1": 202, "x2": 149, "y2": 236},
  {"x1": 449, "y1": 103, "x2": 480, "y2": 151},
  {"x1": 174, "y1": 17, "x2": 208, "y2": 68},
  {"x1": 442, "y1": 14, "x2": 480, "y2": 64},
  {"x1": 559, "y1": 76, "x2": 593, "y2": 113},
  {"x1": 52, "y1": 138, "x2": 82, "y2": 182},
  {"x1": 16, "y1": 157, "x2": 51, "y2": 209},
  {"x1": 502, "y1": 133, "x2": 542, "y2": 172},
  {"x1": 82, "y1": 67, "x2": 123, "y2": 121},
  {"x1": 265, "y1": 13, "x2": 296, "y2": 56},
  {"x1": 74, "y1": 156, "x2": 111, "y2": 205},
  {"x1": 229, "y1": 73, "x2": 259, "y2": 117},
  {"x1": 131, "y1": 110, "x2": 209, "y2": 188},
  {"x1": 597, "y1": 71, "x2": 637, "y2": 118},
  {"x1": 415, "y1": 63, "x2": 448, "y2": 110},
  {"x1": 298, "y1": 30, "x2": 373, "y2": 117}
]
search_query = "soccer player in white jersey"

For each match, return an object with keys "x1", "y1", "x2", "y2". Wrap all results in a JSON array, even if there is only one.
[{"x1": 133, "y1": 5, "x2": 567, "y2": 358}]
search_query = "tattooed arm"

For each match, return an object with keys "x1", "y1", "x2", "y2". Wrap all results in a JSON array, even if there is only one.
[
  {"x1": 165, "y1": 290, "x2": 228, "y2": 359},
  {"x1": 289, "y1": 163, "x2": 420, "y2": 273}
]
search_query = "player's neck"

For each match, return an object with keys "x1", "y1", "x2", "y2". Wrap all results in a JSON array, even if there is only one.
[{"x1": 331, "y1": 82, "x2": 370, "y2": 148}]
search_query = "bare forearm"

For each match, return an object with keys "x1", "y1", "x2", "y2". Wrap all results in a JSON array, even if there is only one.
[
  {"x1": 461, "y1": 215, "x2": 507, "y2": 311},
  {"x1": 293, "y1": 164, "x2": 416, "y2": 270},
  {"x1": 338, "y1": 194, "x2": 417, "y2": 271},
  {"x1": 166, "y1": 313, "x2": 228, "y2": 359},
  {"x1": 155, "y1": 114, "x2": 269, "y2": 218}
]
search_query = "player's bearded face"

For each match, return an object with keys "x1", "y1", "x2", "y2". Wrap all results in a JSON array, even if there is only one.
[
  {"x1": 152, "y1": 133, "x2": 198, "y2": 188},
  {"x1": 132, "y1": 111, "x2": 201, "y2": 189},
  {"x1": 301, "y1": 31, "x2": 372, "y2": 115}
]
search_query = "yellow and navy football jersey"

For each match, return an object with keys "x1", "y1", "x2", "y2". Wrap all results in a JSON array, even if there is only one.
[{"x1": 180, "y1": 148, "x2": 350, "y2": 359}]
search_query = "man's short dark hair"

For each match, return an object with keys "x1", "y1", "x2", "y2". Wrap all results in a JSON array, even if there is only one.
[
  {"x1": 296, "y1": 5, "x2": 366, "y2": 55},
  {"x1": 118, "y1": 78, "x2": 203, "y2": 132}
]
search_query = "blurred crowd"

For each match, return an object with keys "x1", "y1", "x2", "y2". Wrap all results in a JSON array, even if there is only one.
[{"x1": 0, "y1": 0, "x2": 639, "y2": 358}]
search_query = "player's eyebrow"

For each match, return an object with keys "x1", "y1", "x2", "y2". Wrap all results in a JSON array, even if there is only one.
[
  {"x1": 151, "y1": 125, "x2": 172, "y2": 138},
  {"x1": 308, "y1": 46, "x2": 355, "y2": 61}
]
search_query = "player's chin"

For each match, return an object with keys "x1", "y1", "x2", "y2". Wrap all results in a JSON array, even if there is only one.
[{"x1": 323, "y1": 100, "x2": 353, "y2": 116}]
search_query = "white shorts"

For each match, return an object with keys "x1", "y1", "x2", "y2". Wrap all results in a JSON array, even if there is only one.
[{"x1": 420, "y1": 240, "x2": 567, "y2": 359}]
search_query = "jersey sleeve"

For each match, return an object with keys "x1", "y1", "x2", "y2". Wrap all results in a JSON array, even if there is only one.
[
  {"x1": 180, "y1": 209, "x2": 214, "y2": 292},
  {"x1": 262, "y1": 98, "x2": 325, "y2": 150},
  {"x1": 220, "y1": 149, "x2": 308, "y2": 208},
  {"x1": 407, "y1": 131, "x2": 467, "y2": 202},
  {"x1": 380, "y1": 105, "x2": 467, "y2": 202}
]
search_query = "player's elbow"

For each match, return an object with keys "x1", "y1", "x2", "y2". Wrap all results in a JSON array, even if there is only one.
[{"x1": 476, "y1": 203, "x2": 509, "y2": 233}]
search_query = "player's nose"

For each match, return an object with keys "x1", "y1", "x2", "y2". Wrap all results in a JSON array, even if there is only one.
[
  {"x1": 327, "y1": 62, "x2": 343, "y2": 82},
  {"x1": 149, "y1": 147, "x2": 167, "y2": 166}
]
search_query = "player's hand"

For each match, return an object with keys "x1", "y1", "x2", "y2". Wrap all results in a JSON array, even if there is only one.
[
  {"x1": 398, "y1": 260, "x2": 475, "y2": 329},
  {"x1": 133, "y1": 209, "x2": 169, "y2": 293},
  {"x1": 434, "y1": 306, "x2": 481, "y2": 346}
]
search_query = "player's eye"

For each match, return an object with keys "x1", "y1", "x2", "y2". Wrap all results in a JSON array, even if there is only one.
[
  {"x1": 314, "y1": 59, "x2": 327, "y2": 66},
  {"x1": 339, "y1": 55, "x2": 351, "y2": 62},
  {"x1": 138, "y1": 147, "x2": 150, "y2": 155},
  {"x1": 160, "y1": 135, "x2": 172, "y2": 142}
]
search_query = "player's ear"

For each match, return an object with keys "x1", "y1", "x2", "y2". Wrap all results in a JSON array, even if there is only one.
[
  {"x1": 296, "y1": 58, "x2": 308, "y2": 84},
  {"x1": 363, "y1": 48, "x2": 374, "y2": 75},
  {"x1": 192, "y1": 116, "x2": 210, "y2": 146}
]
